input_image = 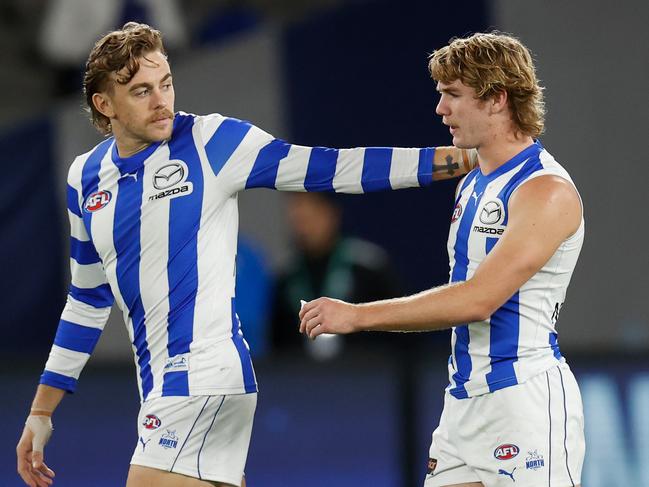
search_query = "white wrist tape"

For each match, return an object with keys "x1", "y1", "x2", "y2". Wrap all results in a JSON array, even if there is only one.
[{"x1": 25, "y1": 415, "x2": 53, "y2": 453}]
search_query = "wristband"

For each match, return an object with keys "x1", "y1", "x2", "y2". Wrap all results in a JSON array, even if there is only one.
[{"x1": 30, "y1": 408, "x2": 53, "y2": 416}]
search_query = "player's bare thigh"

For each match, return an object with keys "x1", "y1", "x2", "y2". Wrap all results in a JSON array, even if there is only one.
[{"x1": 126, "y1": 465, "x2": 246, "y2": 487}]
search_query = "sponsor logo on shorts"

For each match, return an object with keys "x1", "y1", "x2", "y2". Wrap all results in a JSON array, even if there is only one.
[
  {"x1": 139, "y1": 436, "x2": 151, "y2": 451},
  {"x1": 498, "y1": 467, "x2": 517, "y2": 482},
  {"x1": 159, "y1": 429, "x2": 179, "y2": 449},
  {"x1": 525, "y1": 450, "x2": 545, "y2": 470},
  {"x1": 494, "y1": 444, "x2": 520, "y2": 460},
  {"x1": 451, "y1": 203, "x2": 463, "y2": 223},
  {"x1": 143, "y1": 414, "x2": 162, "y2": 430},
  {"x1": 427, "y1": 458, "x2": 437, "y2": 475},
  {"x1": 84, "y1": 190, "x2": 112, "y2": 212}
]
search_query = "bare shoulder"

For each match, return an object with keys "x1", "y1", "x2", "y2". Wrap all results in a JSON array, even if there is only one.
[
  {"x1": 514, "y1": 173, "x2": 578, "y2": 200},
  {"x1": 509, "y1": 175, "x2": 581, "y2": 237}
]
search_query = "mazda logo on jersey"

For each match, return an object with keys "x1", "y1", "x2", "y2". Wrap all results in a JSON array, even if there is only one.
[
  {"x1": 149, "y1": 160, "x2": 193, "y2": 202},
  {"x1": 153, "y1": 162, "x2": 185, "y2": 190},
  {"x1": 84, "y1": 190, "x2": 112, "y2": 213},
  {"x1": 480, "y1": 200, "x2": 505, "y2": 225}
]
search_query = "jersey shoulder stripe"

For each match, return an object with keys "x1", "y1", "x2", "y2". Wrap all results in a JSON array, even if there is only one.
[
  {"x1": 245, "y1": 138, "x2": 291, "y2": 189},
  {"x1": 204, "y1": 116, "x2": 253, "y2": 177}
]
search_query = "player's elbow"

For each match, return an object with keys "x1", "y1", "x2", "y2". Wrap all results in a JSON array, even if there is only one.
[
  {"x1": 461, "y1": 283, "x2": 502, "y2": 322},
  {"x1": 462, "y1": 274, "x2": 517, "y2": 322},
  {"x1": 465, "y1": 302, "x2": 493, "y2": 323}
]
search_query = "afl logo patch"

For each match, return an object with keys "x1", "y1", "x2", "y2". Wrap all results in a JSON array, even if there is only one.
[
  {"x1": 142, "y1": 414, "x2": 161, "y2": 430},
  {"x1": 84, "y1": 190, "x2": 112, "y2": 213},
  {"x1": 480, "y1": 199, "x2": 504, "y2": 225},
  {"x1": 494, "y1": 444, "x2": 520, "y2": 460},
  {"x1": 451, "y1": 203, "x2": 463, "y2": 223}
]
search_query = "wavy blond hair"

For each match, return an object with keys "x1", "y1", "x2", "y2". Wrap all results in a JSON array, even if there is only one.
[
  {"x1": 429, "y1": 32, "x2": 545, "y2": 138},
  {"x1": 83, "y1": 22, "x2": 166, "y2": 135}
]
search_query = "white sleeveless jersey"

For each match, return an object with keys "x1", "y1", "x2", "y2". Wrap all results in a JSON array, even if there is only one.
[
  {"x1": 41, "y1": 112, "x2": 442, "y2": 402},
  {"x1": 446, "y1": 141, "x2": 584, "y2": 399}
]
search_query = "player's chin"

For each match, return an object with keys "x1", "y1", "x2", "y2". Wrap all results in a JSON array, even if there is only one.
[
  {"x1": 147, "y1": 126, "x2": 173, "y2": 142},
  {"x1": 454, "y1": 140, "x2": 479, "y2": 151},
  {"x1": 451, "y1": 136, "x2": 470, "y2": 149}
]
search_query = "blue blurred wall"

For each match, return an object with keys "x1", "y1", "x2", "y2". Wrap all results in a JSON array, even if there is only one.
[{"x1": 0, "y1": 118, "x2": 64, "y2": 354}]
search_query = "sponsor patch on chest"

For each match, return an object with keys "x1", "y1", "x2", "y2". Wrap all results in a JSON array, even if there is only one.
[
  {"x1": 148, "y1": 160, "x2": 193, "y2": 201},
  {"x1": 473, "y1": 198, "x2": 506, "y2": 235}
]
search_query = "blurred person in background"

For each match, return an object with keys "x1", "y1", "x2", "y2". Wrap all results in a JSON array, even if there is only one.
[
  {"x1": 272, "y1": 192, "x2": 402, "y2": 360},
  {"x1": 301, "y1": 32, "x2": 585, "y2": 487},
  {"x1": 39, "y1": 0, "x2": 187, "y2": 95},
  {"x1": 15, "y1": 22, "x2": 477, "y2": 487}
]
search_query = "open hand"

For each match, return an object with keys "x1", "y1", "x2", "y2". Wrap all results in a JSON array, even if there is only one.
[
  {"x1": 17, "y1": 416, "x2": 55, "y2": 487},
  {"x1": 299, "y1": 297, "x2": 359, "y2": 339}
]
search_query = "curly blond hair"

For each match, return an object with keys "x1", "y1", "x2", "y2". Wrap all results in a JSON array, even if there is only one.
[
  {"x1": 83, "y1": 22, "x2": 166, "y2": 135},
  {"x1": 428, "y1": 32, "x2": 545, "y2": 138}
]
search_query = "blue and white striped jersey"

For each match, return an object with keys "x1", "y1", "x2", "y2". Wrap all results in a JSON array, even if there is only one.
[
  {"x1": 446, "y1": 141, "x2": 584, "y2": 399},
  {"x1": 42, "y1": 112, "x2": 444, "y2": 402}
]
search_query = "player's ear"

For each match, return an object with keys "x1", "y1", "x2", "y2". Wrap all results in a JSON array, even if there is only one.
[
  {"x1": 92, "y1": 92, "x2": 115, "y2": 119},
  {"x1": 489, "y1": 89, "x2": 508, "y2": 115}
]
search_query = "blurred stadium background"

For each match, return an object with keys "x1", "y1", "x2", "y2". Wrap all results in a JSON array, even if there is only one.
[{"x1": 1, "y1": 0, "x2": 648, "y2": 486}]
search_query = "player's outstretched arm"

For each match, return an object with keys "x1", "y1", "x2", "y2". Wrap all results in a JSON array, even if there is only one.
[
  {"x1": 198, "y1": 114, "x2": 477, "y2": 194},
  {"x1": 17, "y1": 385, "x2": 65, "y2": 487},
  {"x1": 299, "y1": 175, "x2": 581, "y2": 338}
]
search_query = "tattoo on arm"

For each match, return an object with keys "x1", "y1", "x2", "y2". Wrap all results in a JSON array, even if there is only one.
[
  {"x1": 433, "y1": 155, "x2": 460, "y2": 176},
  {"x1": 432, "y1": 148, "x2": 478, "y2": 181}
]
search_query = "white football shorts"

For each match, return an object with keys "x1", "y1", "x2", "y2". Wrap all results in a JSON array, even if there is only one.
[
  {"x1": 424, "y1": 363, "x2": 584, "y2": 487},
  {"x1": 131, "y1": 393, "x2": 257, "y2": 485}
]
